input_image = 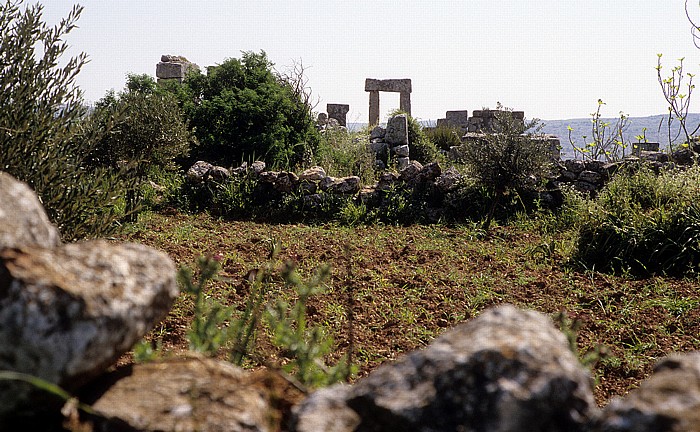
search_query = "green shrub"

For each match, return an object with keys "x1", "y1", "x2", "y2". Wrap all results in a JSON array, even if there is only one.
[
  {"x1": 314, "y1": 127, "x2": 377, "y2": 184},
  {"x1": 426, "y1": 125, "x2": 463, "y2": 152},
  {"x1": 169, "y1": 51, "x2": 320, "y2": 170},
  {"x1": 0, "y1": 1, "x2": 136, "y2": 240},
  {"x1": 574, "y1": 165, "x2": 700, "y2": 275},
  {"x1": 459, "y1": 104, "x2": 554, "y2": 231}
]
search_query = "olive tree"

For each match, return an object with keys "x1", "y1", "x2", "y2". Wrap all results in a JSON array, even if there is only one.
[
  {"x1": 0, "y1": 1, "x2": 135, "y2": 240},
  {"x1": 460, "y1": 104, "x2": 554, "y2": 231}
]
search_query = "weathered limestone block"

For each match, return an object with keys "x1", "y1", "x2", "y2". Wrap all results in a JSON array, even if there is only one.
[
  {"x1": 368, "y1": 91, "x2": 380, "y2": 125},
  {"x1": 578, "y1": 170, "x2": 603, "y2": 185},
  {"x1": 399, "y1": 160, "x2": 423, "y2": 183},
  {"x1": 385, "y1": 114, "x2": 409, "y2": 146},
  {"x1": 564, "y1": 159, "x2": 586, "y2": 174},
  {"x1": 0, "y1": 241, "x2": 178, "y2": 415},
  {"x1": 364, "y1": 78, "x2": 412, "y2": 93},
  {"x1": 186, "y1": 161, "x2": 213, "y2": 183},
  {"x1": 397, "y1": 157, "x2": 410, "y2": 170},
  {"x1": 392, "y1": 144, "x2": 410, "y2": 157},
  {"x1": 435, "y1": 167, "x2": 463, "y2": 193},
  {"x1": 445, "y1": 110, "x2": 470, "y2": 129},
  {"x1": 299, "y1": 166, "x2": 327, "y2": 181},
  {"x1": 258, "y1": 171, "x2": 280, "y2": 184},
  {"x1": 292, "y1": 304, "x2": 596, "y2": 432},
  {"x1": 327, "y1": 104, "x2": 350, "y2": 127},
  {"x1": 273, "y1": 172, "x2": 299, "y2": 193},
  {"x1": 419, "y1": 162, "x2": 442, "y2": 183},
  {"x1": 368, "y1": 141, "x2": 388, "y2": 154},
  {"x1": 0, "y1": 172, "x2": 61, "y2": 249},
  {"x1": 156, "y1": 61, "x2": 189, "y2": 79},
  {"x1": 90, "y1": 356, "x2": 287, "y2": 432},
  {"x1": 322, "y1": 176, "x2": 361, "y2": 194},
  {"x1": 369, "y1": 125, "x2": 386, "y2": 140},
  {"x1": 251, "y1": 160, "x2": 266, "y2": 174},
  {"x1": 377, "y1": 172, "x2": 399, "y2": 191},
  {"x1": 592, "y1": 352, "x2": 700, "y2": 432}
]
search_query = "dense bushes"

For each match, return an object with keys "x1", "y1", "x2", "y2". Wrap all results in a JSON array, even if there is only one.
[
  {"x1": 0, "y1": 1, "x2": 136, "y2": 240},
  {"x1": 167, "y1": 51, "x2": 320, "y2": 169},
  {"x1": 574, "y1": 165, "x2": 700, "y2": 276}
]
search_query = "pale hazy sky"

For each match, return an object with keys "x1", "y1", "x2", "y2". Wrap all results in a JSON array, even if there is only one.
[{"x1": 37, "y1": 1, "x2": 700, "y2": 122}]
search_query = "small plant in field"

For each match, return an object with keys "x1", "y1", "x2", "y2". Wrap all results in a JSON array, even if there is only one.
[
  {"x1": 656, "y1": 54, "x2": 699, "y2": 150},
  {"x1": 567, "y1": 99, "x2": 630, "y2": 161},
  {"x1": 266, "y1": 262, "x2": 355, "y2": 388}
]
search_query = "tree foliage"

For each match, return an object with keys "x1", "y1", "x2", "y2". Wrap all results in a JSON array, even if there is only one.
[
  {"x1": 169, "y1": 51, "x2": 320, "y2": 169},
  {"x1": 87, "y1": 74, "x2": 194, "y2": 173},
  {"x1": 0, "y1": 1, "x2": 134, "y2": 240}
]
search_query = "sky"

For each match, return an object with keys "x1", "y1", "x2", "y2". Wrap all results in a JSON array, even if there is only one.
[{"x1": 36, "y1": 1, "x2": 700, "y2": 122}]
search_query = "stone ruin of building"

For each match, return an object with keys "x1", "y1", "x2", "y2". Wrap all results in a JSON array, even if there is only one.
[
  {"x1": 365, "y1": 78, "x2": 412, "y2": 125},
  {"x1": 156, "y1": 55, "x2": 200, "y2": 83}
]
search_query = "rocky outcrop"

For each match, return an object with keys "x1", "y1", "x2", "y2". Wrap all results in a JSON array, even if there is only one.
[
  {"x1": 592, "y1": 352, "x2": 700, "y2": 432},
  {"x1": 292, "y1": 304, "x2": 597, "y2": 432},
  {"x1": 0, "y1": 173, "x2": 179, "y2": 420},
  {"x1": 87, "y1": 356, "x2": 292, "y2": 432},
  {"x1": 0, "y1": 171, "x2": 61, "y2": 248}
]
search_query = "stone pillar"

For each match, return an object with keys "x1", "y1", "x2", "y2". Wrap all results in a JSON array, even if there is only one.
[
  {"x1": 399, "y1": 91, "x2": 411, "y2": 117},
  {"x1": 369, "y1": 91, "x2": 380, "y2": 126},
  {"x1": 326, "y1": 104, "x2": 350, "y2": 127}
]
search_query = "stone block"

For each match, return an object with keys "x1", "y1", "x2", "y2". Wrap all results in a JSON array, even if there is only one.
[
  {"x1": 326, "y1": 104, "x2": 350, "y2": 127},
  {"x1": 364, "y1": 78, "x2": 412, "y2": 93},
  {"x1": 156, "y1": 62, "x2": 187, "y2": 80},
  {"x1": 385, "y1": 114, "x2": 409, "y2": 146}
]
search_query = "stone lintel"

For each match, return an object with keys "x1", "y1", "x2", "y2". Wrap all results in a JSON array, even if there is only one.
[{"x1": 365, "y1": 78, "x2": 412, "y2": 93}]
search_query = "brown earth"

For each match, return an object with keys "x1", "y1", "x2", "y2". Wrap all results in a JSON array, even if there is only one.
[{"x1": 116, "y1": 210, "x2": 700, "y2": 411}]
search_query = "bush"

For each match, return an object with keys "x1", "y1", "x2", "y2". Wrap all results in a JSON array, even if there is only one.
[
  {"x1": 0, "y1": 1, "x2": 136, "y2": 240},
  {"x1": 574, "y1": 165, "x2": 700, "y2": 275},
  {"x1": 169, "y1": 51, "x2": 320, "y2": 169},
  {"x1": 314, "y1": 127, "x2": 376, "y2": 184},
  {"x1": 85, "y1": 74, "x2": 195, "y2": 215},
  {"x1": 426, "y1": 125, "x2": 463, "y2": 152},
  {"x1": 459, "y1": 104, "x2": 554, "y2": 230}
]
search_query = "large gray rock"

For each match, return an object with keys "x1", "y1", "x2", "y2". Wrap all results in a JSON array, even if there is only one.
[
  {"x1": 299, "y1": 166, "x2": 327, "y2": 181},
  {"x1": 385, "y1": 114, "x2": 409, "y2": 146},
  {"x1": 592, "y1": 352, "x2": 700, "y2": 432},
  {"x1": 0, "y1": 241, "x2": 178, "y2": 415},
  {"x1": 90, "y1": 356, "x2": 280, "y2": 432},
  {"x1": 435, "y1": 167, "x2": 463, "y2": 193},
  {"x1": 321, "y1": 176, "x2": 361, "y2": 194},
  {"x1": 0, "y1": 172, "x2": 61, "y2": 249},
  {"x1": 292, "y1": 304, "x2": 596, "y2": 432}
]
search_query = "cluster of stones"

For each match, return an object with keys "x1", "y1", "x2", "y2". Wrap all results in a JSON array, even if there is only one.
[
  {"x1": 155, "y1": 54, "x2": 199, "y2": 83},
  {"x1": 2, "y1": 170, "x2": 700, "y2": 430},
  {"x1": 317, "y1": 103, "x2": 351, "y2": 133},
  {"x1": 368, "y1": 113, "x2": 412, "y2": 170},
  {"x1": 433, "y1": 109, "x2": 562, "y2": 161},
  {"x1": 555, "y1": 143, "x2": 700, "y2": 195}
]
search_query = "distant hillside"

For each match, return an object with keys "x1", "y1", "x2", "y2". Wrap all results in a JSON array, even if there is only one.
[{"x1": 540, "y1": 114, "x2": 700, "y2": 159}]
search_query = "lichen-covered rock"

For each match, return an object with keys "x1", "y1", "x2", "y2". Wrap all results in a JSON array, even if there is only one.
[
  {"x1": 392, "y1": 144, "x2": 410, "y2": 157},
  {"x1": 434, "y1": 167, "x2": 462, "y2": 193},
  {"x1": 251, "y1": 160, "x2": 266, "y2": 174},
  {"x1": 186, "y1": 160, "x2": 215, "y2": 183},
  {"x1": 592, "y1": 352, "x2": 700, "y2": 432},
  {"x1": 292, "y1": 304, "x2": 596, "y2": 432},
  {"x1": 377, "y1": 172, "x2": 399, "y2": 191},
  {"x1": 89, "y1": 356, "x2": 286, "y2": 432},
  {"x1": 369, "y1": 125, "x2": 386, "y2": 140},
  {"x1": 399, "y1": 160, "x2": 423, "y2": 182},
  {"x1": 0, "y1": 172, "x2": 61, "y2": 249},
  {"x1": 320, "y1": 176, "x2": 361, "y2": 194},
  {"x1": 299, "y1": 166, "x2": 327, "y2": 181},
  {"x1": 385, "y1": 114, "x2": 409, "y2": 146},
  {"x1": 0, "y1": 241, "x2": 178, "y2": 416}
]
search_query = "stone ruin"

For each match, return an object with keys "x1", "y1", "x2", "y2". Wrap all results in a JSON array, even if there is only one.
[
  {"x1": 155, "y1": 54, "x2": 199, "y2": 83},
  {"x1": 365, "y1": 78, "x2": 412, "y2": 125},
  {"x1": 326, "y1": 103, "x2": 350, "y2": 127}
]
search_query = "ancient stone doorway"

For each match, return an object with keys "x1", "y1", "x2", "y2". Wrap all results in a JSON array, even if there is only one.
[{"x1": 364, "y1": 78, "x2": 412, "y2": 125}]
